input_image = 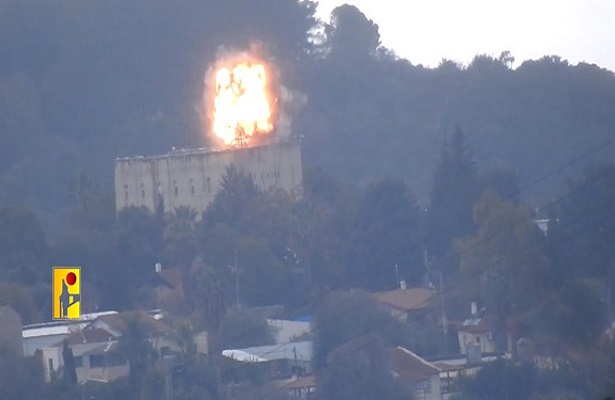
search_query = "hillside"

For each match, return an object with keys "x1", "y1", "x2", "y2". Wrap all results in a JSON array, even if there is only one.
[{"x1": 1, "y1": 1, "x2": 614, "y2": 229}]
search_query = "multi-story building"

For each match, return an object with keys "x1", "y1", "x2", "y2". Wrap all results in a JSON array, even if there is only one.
[{"x1": 114, "y1": 141, "x2": 303, "y2": 215}]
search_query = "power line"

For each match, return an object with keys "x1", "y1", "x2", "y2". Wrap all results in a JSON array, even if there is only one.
[{"x1": 210, "y1": 135, "x2": 615, "y2": 397}]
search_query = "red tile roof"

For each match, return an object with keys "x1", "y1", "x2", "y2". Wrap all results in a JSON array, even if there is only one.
[
  {"x1": 372, "y1": 288, "x2": 436, "y2": 312},
  {"x1": 59, "y1": 328, "x2": 114, "y2": 346},
  {"x1": 388, "y1": 346, "x2": 441, "y2": 382}
]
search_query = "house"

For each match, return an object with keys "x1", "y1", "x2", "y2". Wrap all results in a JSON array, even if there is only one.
[
  {"x1": 286, "y1": 374, "x2": 316, "y2": 399},
  {"x1": 22, "y1": 311, "x2": 118, "y2": 356},
  {"x1": 0, "y1": 305, "x2": 23, "y2": 355},
  {"x1": 222, "y1": 340, "x2": 313, "y2": 382},
  {"x1": 389, "y1": 346, "x2": 442, "y2": 400},
  {"x1": 36, "y1": 310, "x2": 175, "y2": 383},
  {"x1": 372, "y1": 287, "x2": 436, "y2": 322},
  {"x1": 151, "y1": 264, "x2": 185, "y2": 309},
  {"x1": 454, "y1": 303, "x2": 496, "y2": 356},
  {"x1": 40, "y1": 329, "x2": 129, "y2": 383}
]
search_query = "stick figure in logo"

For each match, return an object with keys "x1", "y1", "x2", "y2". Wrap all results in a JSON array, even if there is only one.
[{"x1": 59, "y1": 272, "x2": 80, "y2": 318}]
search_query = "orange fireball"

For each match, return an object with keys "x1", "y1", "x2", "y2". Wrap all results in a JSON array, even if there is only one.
[{"x1": 211, "y1": 59, "x2": 275, "y2": 146}]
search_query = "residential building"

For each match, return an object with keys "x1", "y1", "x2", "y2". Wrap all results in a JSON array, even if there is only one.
[
  {"x1": 114, "y1": 141, "x2": 303, "y2": 216},
  {"x1": 454, "y1": 303, "x2": 496, "y2": 356},
  {"x1": 222, "y1": 340, "x2": 313, "y2": 381},
  {"x1": 372, "y1": 287, "x2": 436, "y2": 322},
  {"x1": 389, "y1": 346, "x2": 442, "y2": 400}
]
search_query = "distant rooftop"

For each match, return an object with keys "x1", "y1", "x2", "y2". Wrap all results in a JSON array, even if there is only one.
[{"x1": 222, "y1": 341, "x2": 312, "y2": 363}]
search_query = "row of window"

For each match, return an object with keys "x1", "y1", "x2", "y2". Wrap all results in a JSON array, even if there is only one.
[{"x1": 122, "y1": 170, "x2": 281, "y2": 202}]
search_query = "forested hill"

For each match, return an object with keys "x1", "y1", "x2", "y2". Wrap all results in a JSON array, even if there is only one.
[{"x1": 1, "y1": 1, "x2": 614, "y2": 229}]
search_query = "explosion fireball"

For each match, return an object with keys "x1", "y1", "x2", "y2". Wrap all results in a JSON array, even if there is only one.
[{"x1": 205, "y1": 51, "x2": 277, "y2": 147}]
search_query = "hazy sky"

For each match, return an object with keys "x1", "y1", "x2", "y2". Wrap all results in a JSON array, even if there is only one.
[{"x1": 316, "y1": 0, "x2": 615, "y2": 72}]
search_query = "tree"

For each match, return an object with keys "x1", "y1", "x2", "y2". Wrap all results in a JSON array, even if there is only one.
[
  {"x1": 456, "y1": 192, "x2": 551, "y2": 350},
  {"x1": 324, "y1": 5, "x2": 381, "y2": 60},
  {"x1": 426, "y1": 127, "x2": 482, "y2": 260},
  {"x1": 0, "y1": 344, "x2": 46, "y2": 400},
  {"x1": 61, "y1": 340, "x2": 78, "y2": 384},
  {"x1": 0, "y1": 282, "x2": 39, "y2": 324},
  {"x1": 547, "y1": 164, "x2": 615, "y2": 285},
  {"x1": 312, "y1": 290, "x2": 408, "y2": 370},
  {"x1": 527, "y1": 278, "x2": 608, "y2": 348},
  {"x1": 317, "y1": 334, "x2": 410, "y2": 400},
  {"x1": 201, "y1": 165, "x2": 260, "y2": 232},
  {"x1": 218, "y1": 308, "x2": 275, "y2": 349},
  {"x1": 172, "y1": 319, "x2": 197, "y2": 360},
  {"x1": 342, "y1": 179, "x2": 423, "y2": 290},
  {"x1": 462, "y1": 359, "x2": 535, "y2": 400},
  {"x1": 117, "y1": 313, "x2": 157, "y2": 387},
  {"x1": 0, "y1": 206, "x2": 49, "y2": 285},
  {"x1": 98, "y1": 206, "x2": 164, "y2": 310}
]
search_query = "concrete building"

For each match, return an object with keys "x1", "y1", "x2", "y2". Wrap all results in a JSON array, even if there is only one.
[{"x1": 114, "y1": 141, "x2": 303, "y2": 215}]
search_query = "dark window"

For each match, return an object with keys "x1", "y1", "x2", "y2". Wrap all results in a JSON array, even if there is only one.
[{"x1": 90, "y1": 354, "x2": 104, "y2": 368}]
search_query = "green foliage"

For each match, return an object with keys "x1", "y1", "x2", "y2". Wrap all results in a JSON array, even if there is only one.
[
  {"x1": 219, "y1": 308, "x2": 275, "y2": 349},
  {"x1": 342, "y1": 179, "x2": 423, "y2": 290},
  {"x1": 426, "y1": 127, "x2": 482, "y2": 258},
  {"x1": 164, "y1": 206, "x2": 199, "y2": 269},
  {"x1": 527, "y1": 279, "x2": 608, "y2": 347},
  {"x1": 172, "y1": 358, "x2": 218, "y2": 400},
  {"x1": 0, "y1": 281, "x2": 40, "y2": 323},
  {"x1": 312, "y1": 290, "x2": 408, "y2": 370},
  {"x1": 118, "y1": 313, "x2": 158, "y2": 386},
  {"x1": 547, "y1": 164, "x2": 615, "y2": 284},
  {"x1": 462, "y1": 359, "x2": 535, "y2": 400},
  {"x1": 0, "y1": 345, "x2": 45, "y2": 400},
  {"x1": 456, "y1": 192, "x2": 551, "y2": 348},
  {"x1": 317, "y1": 334, "x2": 411, "y2": 400},
  {"x1": 324, "y1": 5, "x2": 381, "y2": 60},
  {"x1": 0, "y1": 206, "x2": 49, "y2": 285}
]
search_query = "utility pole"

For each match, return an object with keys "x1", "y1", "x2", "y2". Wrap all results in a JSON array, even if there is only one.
[
  {"x1": 229, "y1": 249, "x2": 241, "y2": 309},
  {"x1": 164, "y1": 355, "x2": 173, "y2": 400}
]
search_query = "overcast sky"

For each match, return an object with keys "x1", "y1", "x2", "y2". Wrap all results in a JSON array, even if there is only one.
[{"x1": 316, "y1": 0, "x2": 615, "y2": 72}]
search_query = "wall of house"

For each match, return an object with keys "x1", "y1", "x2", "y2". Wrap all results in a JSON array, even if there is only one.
[
  {"x1": 412, "y1": 374, "x2": 442, "y2": 400},
  {"x1": 40, "y1": 347, "x2": 63, "y2": 382},
  {"x1": 23, "y1": 334, "x2": 70, "y2": 357},
  {"x1": 78, "y1": 352, "x2": 129, "y2": 383},
  {"x1": 114, "y1": 141, "x2": 303, "y2": 215},
  {"x1": 457, "y1": 331, "x2": 495, "y2": 355}
]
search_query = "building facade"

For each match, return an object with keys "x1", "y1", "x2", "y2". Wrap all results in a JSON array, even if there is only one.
[{"x1": 114, "y1": 141, "x2": 303, "y2": 215}]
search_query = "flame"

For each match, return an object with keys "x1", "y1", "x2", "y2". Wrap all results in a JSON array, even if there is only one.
[{"x1": 210, "y1": 58, "x2": 275, "y2": 146}]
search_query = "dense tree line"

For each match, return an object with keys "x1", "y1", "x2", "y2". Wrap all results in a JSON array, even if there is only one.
[{"x1": 1, "y1": 1, "x2": 614, "y2": 230}]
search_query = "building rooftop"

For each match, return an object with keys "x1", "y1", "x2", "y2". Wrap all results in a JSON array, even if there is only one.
[
  {"x1": 372, "y1": 287, "x2": 436, "y2": 312},
  {"x1": 222, "y1": 341, "x2": 312, "y2": 363},
  {"x1": 388, "y1": 346, "x2": 441, "y2": 382}
]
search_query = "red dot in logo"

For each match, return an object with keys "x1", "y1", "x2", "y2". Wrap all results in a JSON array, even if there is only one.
[{"x1": 65, "y1": 272, "x2": 77, "y2": 285}]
